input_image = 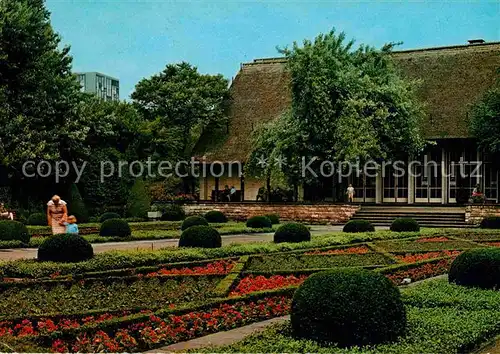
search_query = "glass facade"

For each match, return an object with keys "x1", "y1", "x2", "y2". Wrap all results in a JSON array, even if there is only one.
[{"x1": 76, "y1": 72, "x2": 119, "y2": 101}]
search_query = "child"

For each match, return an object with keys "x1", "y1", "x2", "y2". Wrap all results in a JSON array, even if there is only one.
[{"x1": 65, "y1": 215, "x2": 79, "y2": 235}]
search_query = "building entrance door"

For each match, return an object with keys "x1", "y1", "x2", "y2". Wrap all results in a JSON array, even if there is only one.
[
  {"x1": 415, "y1": 149, "x2": 442, "y2": 203},
  {"x1": 383, "y1": 165, "x2": 408, "y2": 203},
  {"x1": 351, "y1": 174, "x2": 376, "y2": 203}
]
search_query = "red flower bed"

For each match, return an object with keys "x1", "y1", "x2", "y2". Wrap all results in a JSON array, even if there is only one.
[
  {"x1": 230, "y1": 275, "x2": 308, "y2": 296},
  {"x1": 144, "y1": 260, "x2": 235, "y2": 277},
  {"x1": 395, "y1": 250, "x2": 461, "y2": 263},
  {"x1": 305, "y1": 246, "x2": 370, "y2": 255},
  {"x1": 486, "y1": 242, "x2": 500, "y2": 247},
  {"x1": 415, "y1": 237, "x2": 450, "y2": 242},
  {"x1": 52, "y1": 296, "x2": 291, "y2": 353},
  {"x1": 385, "y1": 258, "x2": 453, "y2": 285}
]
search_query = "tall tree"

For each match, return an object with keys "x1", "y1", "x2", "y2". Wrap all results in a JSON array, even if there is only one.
[
  {"x1": 131, "y1": 62, "x2": 229, "y2": 155},
  {"x1": 248, "y1": 29, "x2": 426, "y2": 185},
  {"x1": 469, "y1": 87, "x2": 500, "y2": 154}
]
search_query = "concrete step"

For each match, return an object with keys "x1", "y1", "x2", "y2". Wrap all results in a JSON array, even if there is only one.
[{"x1": 352, "y1": 213, "x2": 464, "y2": 219}]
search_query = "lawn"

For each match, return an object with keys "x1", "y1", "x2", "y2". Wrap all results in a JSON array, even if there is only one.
[{"x1": 0, "y1": 228, "x2": 499, "y2": 353}]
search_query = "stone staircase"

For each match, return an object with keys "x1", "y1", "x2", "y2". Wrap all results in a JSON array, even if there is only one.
[{"x1": 350, "y1": 205, "x2": 471, "y2": 228}]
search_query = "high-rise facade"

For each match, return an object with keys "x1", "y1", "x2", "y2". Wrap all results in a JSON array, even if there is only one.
[{"x1": 76, "y1": 72, "x2": 119, "y2": 101}]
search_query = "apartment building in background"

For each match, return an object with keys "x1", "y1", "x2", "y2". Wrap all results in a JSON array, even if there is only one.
[{"x1": 76, "y1": 72, "x2": 120, "y2": 101}]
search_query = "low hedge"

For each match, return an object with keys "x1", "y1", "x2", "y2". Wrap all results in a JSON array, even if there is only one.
[
  {"x1": 343, "y1": 219, "x2": 375, "y2": 233},
  {"x1": 480, "y1": 216, "x2": 500, "y2": 229},
  {"x1": 38, "y1": 234, "x2": 94, "y2": 263},
  {"x1": 0, "y1": 220, "x2": 31, "y2": 243},
  {"x1": 178, "y1": 226, "x2": 222, "y2": 248},
  {"x1": 273, "y1": 223, "x2": 310, "y2": 243},
  {"x1": 291, "y1": 268, "x2": 406, "y2": 346},
  {"x1": 27, "y1": 213, "x2": 47, "y2": 226},
  {"x1": 99, "y1": 219, "x2": 131, "y2": 237},
  {"x1": 98, "y1": 212, "x2": 121, "y2": 223},
  {"x1": 181, "y1": 216, "x2": 209, "y2": 231},
  {"x1": 246, "y1": 216, "x2": 272, "y2": 229},
  {"x1": 449, "y1": 248, "x2": 500, "y2": 289},
  {"x1": 204, "y1": 211, "x2": 228, "y2": 223},
  {"x1": 390, "y1": 218, "x2": 420, "y2": 232},
  {"x1": 160, "y1": 204, "x2": 186, "y2": 221},
  {"x1": 265, "y1": 214, "x2": 280, "y2": 225}
]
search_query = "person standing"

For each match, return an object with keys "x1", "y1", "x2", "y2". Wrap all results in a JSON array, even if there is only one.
[
  {"x1": 346, "y1": 184, "x2": 355, "y2": 203},
  {"x1": 47, "y1": 195, "x2": 68, "y2": 235}
]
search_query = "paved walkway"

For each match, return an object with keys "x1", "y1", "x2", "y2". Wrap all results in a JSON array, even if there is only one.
[{"x1": 0, "y1": 225, "x2": 351, "y2": 261}]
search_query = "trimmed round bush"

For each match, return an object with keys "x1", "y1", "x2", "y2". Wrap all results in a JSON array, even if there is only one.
[
  {"x1": 99, "y1": 212, "x2": 121, "y2": 223},
  {"x1": 246, "y1": 215, "x2": 272, "y2": 229},
  {"x1": 291, "y1": 268, "x2": 406, "y2": 346},
  {"x1": 343, "y1": 219, "x2": 375, "y2": 233},
  {"x1": 160, "y1": 204, "x2": 186, "y2": 221},
  {"x1": 38, "y1": 234, "x2": 94, "y2": 262},
  {"x1": 181, "y1": 216, "x2": 208, "y2": 231},
  {"x1": 274, "y1": 223, "x2": 311, "y2": 243},
  {"x1": 27, "y1": 213, "x2": 47, "y2": 226},
  {"x1": 480, "y1": 216, "x2": 500, "y2": 229},
  {"x1": 178, "y1": 225, "x2": 222, "y2": 248},
  {"x1": 390, "y1": 218, "x2": 420, "y2": 232},
  {"x1": 0, "y1": 220, "x2": 30, "y2": 243},
  {"x1": 99, "y1": 218, "x2": 131, "y2": 237},
  {"x1": 204, "y1": 210, "x2": 228, "y2": 223},
  {"x1": 449, "y1": 248, "x2": 500, "y2": 289},
  {"x1": 265, "y1": 214, "x2": 280, "y2": 224}
]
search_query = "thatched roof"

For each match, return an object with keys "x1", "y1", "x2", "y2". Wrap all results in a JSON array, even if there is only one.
[{"x1": 195, "y1": 42, "x2": 500, "y2": 162}]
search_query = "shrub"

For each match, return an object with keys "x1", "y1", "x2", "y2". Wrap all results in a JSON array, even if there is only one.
[
  {"x1": 127, "y1": 179, "x2": 151, "y2": 219},
  {"x1": 0, "y1": 221, "x2": 30, "y2": 243},
  {"x1": 265, "y1": 214, "x2": 280, "y2": 224},
  {"x1": 480, "y1": 216, "x2": 500, "y2": 229},
  {"x1": 390, "y1": 218, "x2": 420, "y2": 232},
  {"x1": 160, "y1": 204, "x2": 186, "y2": 221},
  {"x1": 38, "y1": 234, "x2": 94, "y2": 262},
  {"x1": 68, "y1": 183, "x2": 89, "y2": 223},
  {"x1": 99, "y1": 212, "x2": 122, "y2": 223},
  {"x1": 181, "y1": 216, "x2": 208, "y2": 231},
  {"x1": 246, "y1": 216, "x2": 272, "y2": 229},
  {"x1": 178, "y1": 225, "x2": 222, "y2": 248},
  {"x1": 449, "y1": 248, "x2": 500, "y2": 289},
  {"x1": 27, "y1": 213, "x2": 47, "y2": 226},
  {"x1": 343, "y1": 219, "x2": 375, "y2": 233},
  {"x1": 204, "y1": 210, "x2": 228, "y2": 223},
  {"x1": 291, "y1": 268, "x2": 406, "y2": 346},
  {"x1": 273, "y1": 223, "x2": 310, "y2": 243},
  {"x1": 99, "y1": 219, "x2": 131, "y2": 237}
]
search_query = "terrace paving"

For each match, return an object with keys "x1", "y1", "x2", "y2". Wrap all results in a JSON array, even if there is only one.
[{"x1": 0, "y1": 224, "x2": 367, "y2": 261}]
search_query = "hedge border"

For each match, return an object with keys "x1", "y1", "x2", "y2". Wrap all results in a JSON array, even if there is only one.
[{"x1": 213, "y1": 256, "x2": 249, "y2": 297}]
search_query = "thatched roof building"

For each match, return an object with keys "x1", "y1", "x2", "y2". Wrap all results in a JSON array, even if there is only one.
[{"x1": 195, "y1": 41, "x2": 500, "y2": 163}]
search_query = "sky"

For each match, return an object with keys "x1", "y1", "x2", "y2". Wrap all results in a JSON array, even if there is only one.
[{"x1": 45, "y1": 0, "x2": 500, "y2": 100}]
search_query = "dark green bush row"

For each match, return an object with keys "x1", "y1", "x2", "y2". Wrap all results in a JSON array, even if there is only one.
[
  {"x1": 99, "y1": 219, "x2": 131, "y2": 237},
  {"x1": 0, "y1": 221, "x2": 31, "y2": 243},
  {"x1": 160, "y1": 204, "x2": 186, "y2": 221},
  {"x1": 246, "y1": 216, "x2": 272, "y2": 229},
  {"x1": 274, "y1": 223, "x2": 310, "y2": 243},
  {"x1": 27, "y1": 213, "x2": 46, "y2": 226},
  {"x1": 449, "y1": 248, "x2": 500, "y2": 289},
  {"x1": 265, "y1": 214, "x2": 280, "y2": 225},
  {"x1": 181, "y1": 216, "x2": 208, "y2": 230},
  {"x1": 390, "y1": 218, "x2": 420, "y2": 232},
  {"x1": 480, "y1": 216, "x2": 500, "y2": 229},
  {"x1": 204, "y1": 210, "x2": 228, "y2": 223},
  {"x1": 179, "y1": 226, "x2": 222, "y2": 248},
  {"x1": 38, "y1": 234, "x2": 94, "y2": 263},
  {"x1": 99, "y1": 212, "x2": 121, "y2": 223},
  {"x1": 343, "y1": 219, "x2": 375, "y2": 233}
]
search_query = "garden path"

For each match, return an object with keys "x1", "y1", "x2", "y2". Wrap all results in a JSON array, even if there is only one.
[{"x1": 0, "y1": 224, "x2": 353, "y2": 261}]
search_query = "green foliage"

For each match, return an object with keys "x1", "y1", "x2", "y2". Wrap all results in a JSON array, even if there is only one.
[
  {"x1": 265, "y1": 214, "x2": 280, "y2": 225},
  {"x1": 390, "y1": 218, "x2": 420, "y2": 232},
  {"x1": 178, "y1": 225, "x2": 222, "y2": 248},
  {"x1": 160, "y1": 204, "x2": 186, "y2": 221},
  {"x1": 291, "y1": 268, "x2": 406, "y2": 346},
  {"x1": 0, "y1": 220, "x2": 30, "y2": 243},
  {"x1": 27, "y1": 213, "x2": 47, "y2": 226},
  {"x1": 376, "y1": 239, "x2": 478, "y2": 252},
  {"x1": 449, "y1": 248, "x2": 500, "y2": 289},
  {"x1": 99, "y1": 212, "x2": 122, "y2": 223},
  {"x1": 99, "y1": 219, "x2": 132, "y2": 237},
  {"x1": 37, "y1": 234, "x2": 94, "y2": 263},
  {"x1": 343, "y1": 220, "x2": 375, "y2": 233},
  {"x1": 127, "y1": 179, "x2": 151, "y2": 219},
  {"x1": 246, "y1": 216, "x2": 272, "y2": 229},
  {"x1": 68, "y1": 184, "x2": 89, "y2": 223},
  {"x1": 247, "y1": 29, "x2": 425, "y2": 184},
  {"x1": 181, "y1": 216, "x2": 208, "y2": 231},
  {"x1": 204, "y1": 210, "x2": 228, "y2": 223},
  {"x1": 480, "y1": 216, "x2": 500, "y2": 229},
  {"x1": 273, "y1": 223, "x2": 310, "y2": 243},
  {"x1": 469, "y1": 87, "x2": 500, "y2": 154}
]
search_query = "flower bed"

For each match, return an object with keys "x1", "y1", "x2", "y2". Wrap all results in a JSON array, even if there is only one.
[
  {"x1": 486, "y1": 242, "x2": 500, "y2": 247},
  {"x1": 144, "y1": 260, "x2": 235, "y2": 277},
  {"x1": 304, "y1": 246, "x2": 370, "y2": 255},
  {"x1": 394, "y1": 251, "x2": 461, "y2": 263},
  {"x1": 384, "y1": 258, "x2": 453, "y2": 285},
  {"x1": 375, "y1": 239, "x2": 479, "y2": 252},
  {"x1": 230, "y1": 275, "x2": 308, "y2": 296},
  {"x1": 415, "y1": 237, "x2": 450, "y2": 242},
  {"x1": 51, "y1": 296, "x2": 291, "y2": 353}
]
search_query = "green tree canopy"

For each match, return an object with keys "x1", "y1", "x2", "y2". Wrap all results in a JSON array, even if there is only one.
[
  {"x1": 247, "y1": 29, "x2": 426, "y2": 184},
  {"x1": 469, "y1": 87, "x2": 500, "y2": 154}
]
